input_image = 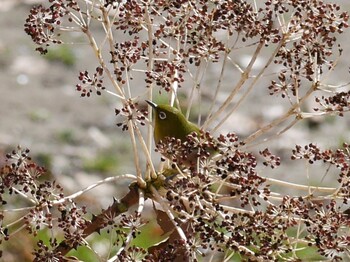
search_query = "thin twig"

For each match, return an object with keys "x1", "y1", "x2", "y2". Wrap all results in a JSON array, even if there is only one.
[
  {"x1": 204, "y1": 41, "x2": 265, "y2": 128},
  {"x1": 53, "y1": 174, "x2": 137, "y2": 204},
  {"x1": 212, "y1": 36, "x2": 286, "y2": 133},
  {"x1": 128, "y1": 121, "x2": 147, "y2": 188}
]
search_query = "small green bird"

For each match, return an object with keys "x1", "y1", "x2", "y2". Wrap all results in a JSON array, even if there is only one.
[{"x1": 146, "y1": 100, "x2": 200, "y2": 145}]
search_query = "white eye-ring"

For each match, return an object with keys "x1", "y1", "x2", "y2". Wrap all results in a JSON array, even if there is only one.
[{"x1": 159, "y1": 111, "x2": 167, "y2": 120}]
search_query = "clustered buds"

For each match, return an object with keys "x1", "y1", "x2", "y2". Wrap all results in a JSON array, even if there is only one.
[
  {"x1": 155, "y1": 131, "x2": 216, "y2": 166},
  {"x1": 24, "y1": 0, "x2": 80, "y2": 54},
  {"x1": 314, "y1": 91, "x2": 350, "y2": 117},
  {"x1": 0, "y1": 147, "x2": 76, "y2": 259},
  {"x1": 115, "y1": 99, "x2": 148, "y2": 131},
  {"x1": 145, "y1": 60, "x2": 186, "y2": 92},
  {"x1": 1, "y1": 147, "x2": 45, "y2": 203},
  {"x1": 111, "y1": 36, "x2": 145, "y2": 84},
  {"x1": 76, "y1": 67, "x2": 106, "y2": 97},
  {"x1": 292, "y1": 143, "x2": 350, "y2": 199},
  {"x1": 268, "y1": 71, "x2": 299, "y2": 98},
  {"x1": 260, "y1": 148, "x2": 281, "y2": 168},
  {"x1": 269, "y1": 1, "x2": 348, "y2": 98},
  {"x1": 56, "y1": 204, "x2": 88, "y2": 249},
  {"x1": 154, "y1": 135, "x2": 349, "y2": 260}
]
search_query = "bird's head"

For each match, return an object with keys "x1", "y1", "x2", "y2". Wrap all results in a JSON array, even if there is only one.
[{"x1": 146, "y1": 100, "x2": 199, "y2": 144}]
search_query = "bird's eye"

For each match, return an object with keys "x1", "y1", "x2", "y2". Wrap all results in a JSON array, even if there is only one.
[{"x1": 159, "y1": 111, "x2": 167, "y2": 120}]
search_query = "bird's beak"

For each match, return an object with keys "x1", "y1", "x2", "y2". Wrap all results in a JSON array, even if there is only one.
[{"x1": 146, "y1": 100, "x2": 157, "y2": 109}]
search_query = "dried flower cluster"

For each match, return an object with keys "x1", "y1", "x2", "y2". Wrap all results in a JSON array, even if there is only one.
[
  {"x1": 145, "y1": 60, "x2": 186, "y2": 92},
  {"x1": 292, "y1": 143, "x2": 350, "y2": 197},
  {"x1": 24, "y1": 0, "x2": 81, "y2": 54},
  {"x1": 259, "y1": 148, "x2": 281, "y2": 168},
  {"x1": 12, "y1": 0, "x2": 350, "y2": 260},
  {"x1": 155, "y1": 131, "x2": 216, "y2": 165},
  {"x1": 269, "y1": 1, "x2": 348, "y2": 97},
  {"x1": 115, "y1": 99, "x2": 148, "y2": 131},
  {"x1": 111, "y1": 36, "x2": 145, "y2": 85},
  {"x1": 0, "y1": 147, "x2": 84, "y2": 259},
  {"x1": 153, "y1": 134, "x2": 349, "y2": 260},
  {"x1": 315, "y1": 91, "x2": 350, "y2": 116},
  {"x1": 76, "y1": 67, "x2": 106, "y2": 97}
]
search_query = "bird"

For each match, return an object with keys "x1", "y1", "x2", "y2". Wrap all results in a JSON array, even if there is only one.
[
  {"x1": 146, "y1": 100, "x2": 220, "y2": 169},
  {"x1": 146, "y1": 100, "x2": 200, "y2": 145}
]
